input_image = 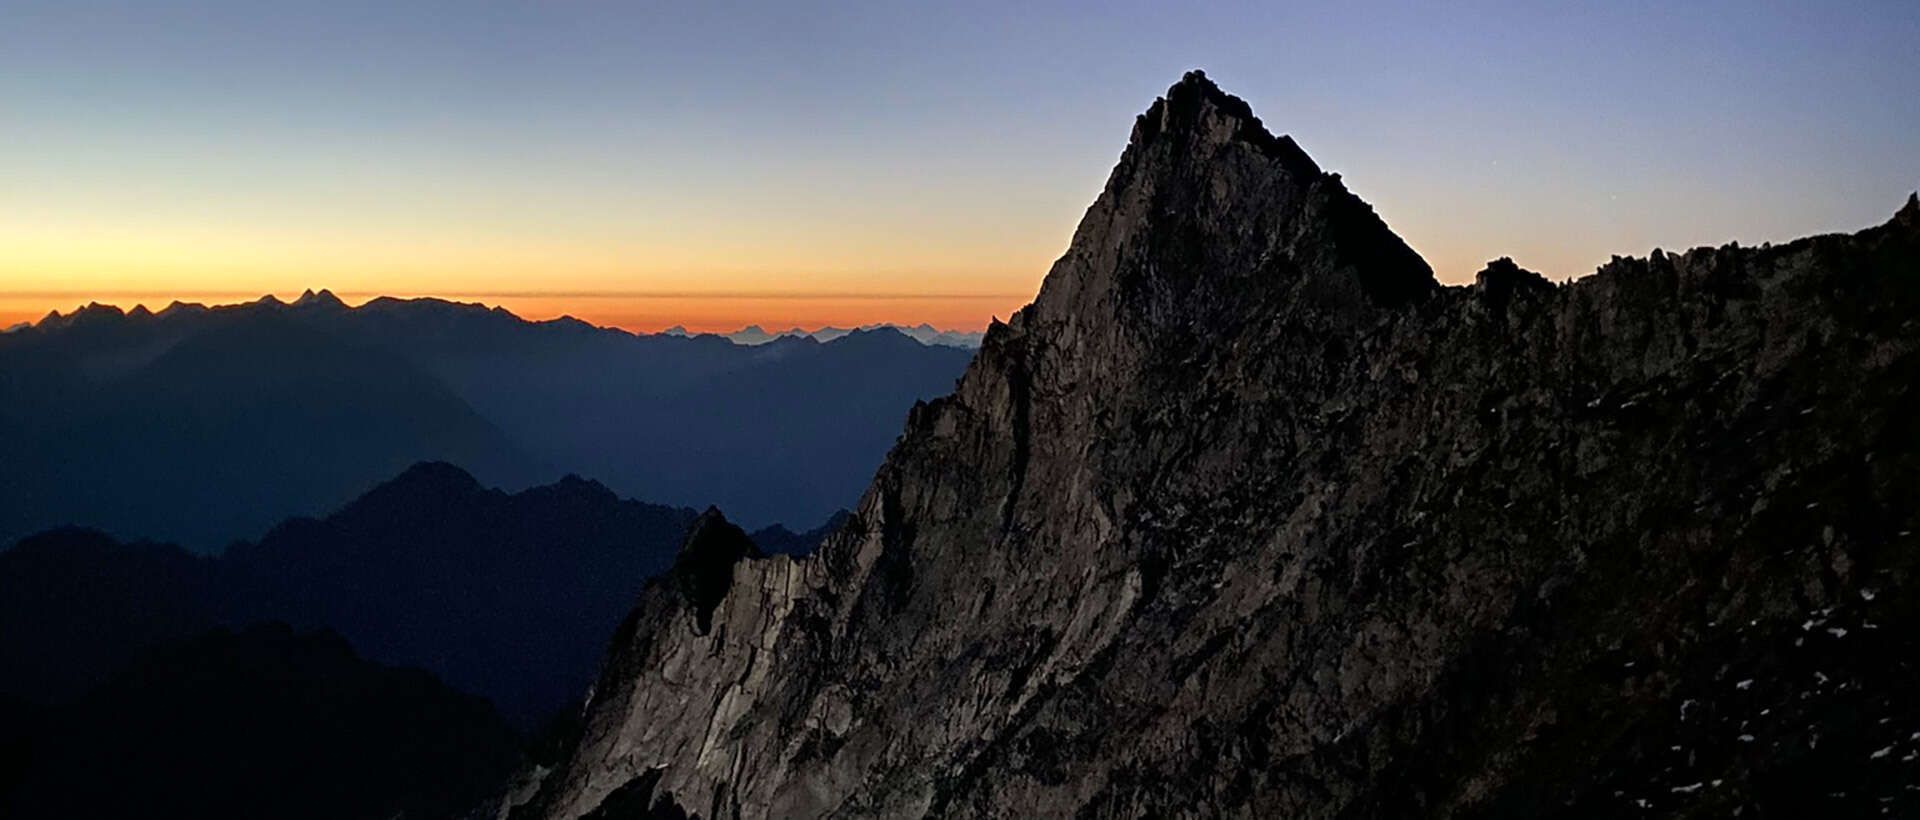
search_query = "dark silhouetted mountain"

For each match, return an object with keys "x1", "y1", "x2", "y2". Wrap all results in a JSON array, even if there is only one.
[
  {"x1": 707, "y1": 322, "x2": 985, "y2": 348},
  {"x1": 223, "y1": 461, "x2": 700, "y2": 725},
  {"x1": 317, "y1": 306, "x2": 974, "y2": 532},
  {"x1": 0, "y1": 528, "x2": 219, "y2": 704},
  {"x1": 2, "y1": 292, "x2": 971, "y2": 549},
  {"x1": 0, "y1": 464, "x2": 702, "y2": 728},
  {"x1": 1, "y1": 623, "x2": 522, "y2": 820},
  {"x1": 508, "y1": 73, "x2": 1920, "y2": 818}
]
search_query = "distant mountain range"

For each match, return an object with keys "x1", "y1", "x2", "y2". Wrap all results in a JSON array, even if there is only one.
[
  {"x1": 0, "y1": 291, "x2": 971, "y2": 549},
  {"x1": 663, "y1": 322, "x2": 985, "y2": 348},
  {"x1": 0, "y1": 462, "x2": 838, "y2": 728}
]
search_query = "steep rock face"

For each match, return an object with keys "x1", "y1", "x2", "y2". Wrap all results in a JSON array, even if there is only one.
[{"x1": 513, "y1": 72, "x2": 1920, "y2": 818}]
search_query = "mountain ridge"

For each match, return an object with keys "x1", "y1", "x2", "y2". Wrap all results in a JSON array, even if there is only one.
[
  {"x1": 28, "y1": 292, "x2": 985, "y2": 348},
  {"x1": 0, "y1": 293, "x2": 971, "y2": 546},
  {"x1": 0, "y1": 462, "x2": 714, "y2": 728},
  {"x1": 508, "y1": 72, "x2": 1920, "y2": 818}
]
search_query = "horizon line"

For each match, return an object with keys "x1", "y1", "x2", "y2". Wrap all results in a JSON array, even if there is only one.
[
  {"x1": 0, "y1": 289, "x2": 1031, "y2": 302},
  {"x1": 3, "y1": 290, "x2": 1010, "y2": 335}
]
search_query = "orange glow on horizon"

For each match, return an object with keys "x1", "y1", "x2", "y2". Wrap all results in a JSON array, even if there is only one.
[{"x1": 0, "y1": 291, "x2": 1030, "y2": 335}]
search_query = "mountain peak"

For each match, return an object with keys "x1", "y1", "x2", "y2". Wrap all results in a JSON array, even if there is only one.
[
  {"x1": 358, "y1": 461, "x2": 486, "y2": 504},
  {"x1": 511, "y1": 75, "x2": 1920, "y2": 820},
  {"x1": 157, "y1": 300, "x2": 208, "y2": 319},
  {"x1": 1128, "y1": 70, "x2": 1321, "y2": 178},
  {"x1": 1021, "y1": 72, "x2": 1435, "y2": 353},
  {"x1": 42, "y1": 302, "x2": 127, "y2": 329},
  {"x1": 293, "y1": 288, "x2": 345, "y2": 308}
]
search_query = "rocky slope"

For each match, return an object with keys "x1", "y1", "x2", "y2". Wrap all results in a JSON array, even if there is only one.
[{"x1": 509, "y1": 72, "x2": 1920, "y2": 818}]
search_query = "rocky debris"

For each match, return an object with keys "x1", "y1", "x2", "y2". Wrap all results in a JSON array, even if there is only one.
[{"x1": 507, "y1": 71, "x2": 1920, "y2": 818}]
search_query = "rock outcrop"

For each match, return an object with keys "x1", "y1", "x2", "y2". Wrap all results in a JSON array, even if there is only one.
[{"x1": 510, "y1": 72, "x2": 1920, "y2": 818}]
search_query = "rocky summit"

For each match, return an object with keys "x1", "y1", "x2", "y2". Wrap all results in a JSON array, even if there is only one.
[{"x1": 506, "y1": 72, "x2": 1920, "y2": 818}]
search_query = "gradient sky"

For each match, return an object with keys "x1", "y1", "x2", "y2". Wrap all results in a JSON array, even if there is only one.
[{"x1": 3, "y1": 1, "x2": 1917, "y2": 332}]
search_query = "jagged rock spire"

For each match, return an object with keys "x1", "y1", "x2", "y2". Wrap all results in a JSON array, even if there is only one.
[
  {"x1": 507, "y1": 75, "x2": 1920, "y2": 820},
  {"x1": 670, "y1": 508, "x2": 762, "y2": 635},
  {"x1": 1019, "y1": 70, "x2": 1435, "y2": 364}
]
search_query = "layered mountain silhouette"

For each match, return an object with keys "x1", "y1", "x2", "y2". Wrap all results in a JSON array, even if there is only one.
[
  {"x1": 0, "y1": 305, "x2": 535, "y2": 550},
  {"x1": 0, "y1": 463, "x2": 707, "y2": 727},
  {"x1": 0, "y1": 294, "x2": 969, "y2": 549},
  {"x1": 668, "y1": 323, "x2": 986, "y2": 348},
  {"x1": 507, "y1": 73, "x2": 1920, "y2": 818}
]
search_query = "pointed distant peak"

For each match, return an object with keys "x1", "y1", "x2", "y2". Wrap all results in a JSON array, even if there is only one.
[
  {"x1": 128, "y1": 304, "x2": 154, "y2": 319},
  {"x1": 1895, "y1": 191, "x2": 1919, "y2": 228},
  {"x1": 42, "y1": 302, "x2": 129, "y2": 329},
  {"x1": 380, "y1": 461, "x2": 485, "y2": 495},
  {"x1": 293, "y1": 288, "x2": 345, "y2": 308},
  {"x1": 253, "y1": 293, "x2": 285, "y2": 307},
  {"x1": 516, "y1": 472, "x2": 621, "y2": 507},
  {"x1": 553, "y1": 472, "x2": 604, "y2": 489},
  {"x1": 322, "y1": 462, "x2": 489, "y2": 526},
  {"x1": 158, "y1": 300, "x2": 208, "y2": 318}
]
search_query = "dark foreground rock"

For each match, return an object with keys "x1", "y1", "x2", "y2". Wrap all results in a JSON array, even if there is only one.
[
  {"x1": 2, "y1": 624, "x2": 523, "y2": 820},
  {"x1": 508, "y1": 72, "x2": 1920, "y2": 818}
]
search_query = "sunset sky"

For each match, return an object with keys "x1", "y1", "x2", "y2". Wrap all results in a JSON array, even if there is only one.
[{"x1": 3, "y1": 1, "x2": 1917, "y2": 333}]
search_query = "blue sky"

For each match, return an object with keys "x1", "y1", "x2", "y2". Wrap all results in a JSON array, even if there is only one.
[{"x1": 2, "y1": 1, "x2": 1916, "y2": 329}]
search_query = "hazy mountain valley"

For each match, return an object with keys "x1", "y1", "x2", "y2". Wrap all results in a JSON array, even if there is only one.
[{"x1": 0, "y1": 297, "x2": 970, "y2": 549}]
